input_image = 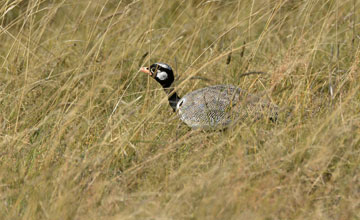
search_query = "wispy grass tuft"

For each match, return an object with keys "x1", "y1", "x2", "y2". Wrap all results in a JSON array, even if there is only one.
[{"x1": 0, "y1": 0, "x2": 359, "y2": 219}]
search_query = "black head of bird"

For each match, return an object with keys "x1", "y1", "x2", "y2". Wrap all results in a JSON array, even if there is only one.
[
  {"x1": 140, "y1": 62, "x2": 180, "y2": 111},
  {"x1": 140, "y1": 63, "x2": 174, "y2": 88}
]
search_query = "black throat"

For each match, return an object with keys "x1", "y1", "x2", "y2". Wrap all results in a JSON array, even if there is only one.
[{"x1": 164, "y1": 87, "x2": 181, "y2": 112}]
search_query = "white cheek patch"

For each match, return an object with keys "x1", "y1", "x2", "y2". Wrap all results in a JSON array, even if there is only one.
[{"x1": 156, "y1": 71, "x2": 168, "y2": 81}]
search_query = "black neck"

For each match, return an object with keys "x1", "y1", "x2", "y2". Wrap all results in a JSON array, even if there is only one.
[{"x1": 164, "y1": 87, "x2": 181, "y2": 112}]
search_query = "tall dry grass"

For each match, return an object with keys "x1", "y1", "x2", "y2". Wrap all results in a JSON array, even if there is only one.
[{"x1": 0, "y1": 0, "x2": 359, "y2": 219}]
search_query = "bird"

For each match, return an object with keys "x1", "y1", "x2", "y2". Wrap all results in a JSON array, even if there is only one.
[{"x1": 140, "y1": 62, "x2": 278, "y2": 130}]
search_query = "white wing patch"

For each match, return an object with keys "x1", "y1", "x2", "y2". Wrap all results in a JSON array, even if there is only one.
[
  {"x1": 156, "y1": 71, "x2": 168, "y2": 81},
  {"x1": 176, "y1": 98, "x2": 185, "y2": 110}
]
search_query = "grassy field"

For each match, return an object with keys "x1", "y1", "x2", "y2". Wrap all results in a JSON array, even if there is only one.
[{"x1": 1, "y1": 0, "x2": 359, "y2": 219}]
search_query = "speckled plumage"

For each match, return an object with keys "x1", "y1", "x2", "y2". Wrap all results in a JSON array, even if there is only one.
[{"x1": 176, "y1": 85, "x2": 278, "y2": 129}]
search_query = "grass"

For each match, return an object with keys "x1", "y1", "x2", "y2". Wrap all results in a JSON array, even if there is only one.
[{"x1": 0, "y1": 0, "x2": 359, "y2": 219}]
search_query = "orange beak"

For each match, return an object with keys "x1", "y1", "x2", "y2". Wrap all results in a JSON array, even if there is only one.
[{"x1": 140, "y1": 67, "x2": 153, "y2": 76}]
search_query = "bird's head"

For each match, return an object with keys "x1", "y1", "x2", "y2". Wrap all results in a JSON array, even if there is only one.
[{"x1": 140, "y1": 63, "x2": 174, "y2": 88}]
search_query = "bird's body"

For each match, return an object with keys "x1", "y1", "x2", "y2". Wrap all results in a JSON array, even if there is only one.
[
  {"x1": 176, "y1": 85, "x2": 241, "y2": 129},
  {"x1": 140, "y1": 63, "x2": 277, "y2": 129},
  {"x1": 176, "y1": 85, "x2": 277, "y2": 129}
]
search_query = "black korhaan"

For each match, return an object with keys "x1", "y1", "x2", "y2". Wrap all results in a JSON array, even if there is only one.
[{"x1": 140, "y1": 63, "x2": 278, "y2": 129}]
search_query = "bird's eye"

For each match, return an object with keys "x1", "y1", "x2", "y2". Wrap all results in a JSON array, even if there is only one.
[{"x1": 150, "y1": 67, "x2": 157, "y2": 73}]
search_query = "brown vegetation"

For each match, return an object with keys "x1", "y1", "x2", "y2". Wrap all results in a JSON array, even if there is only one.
[{"x1": 0, "y1": 0, "x2": 359, "y2": 219}]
